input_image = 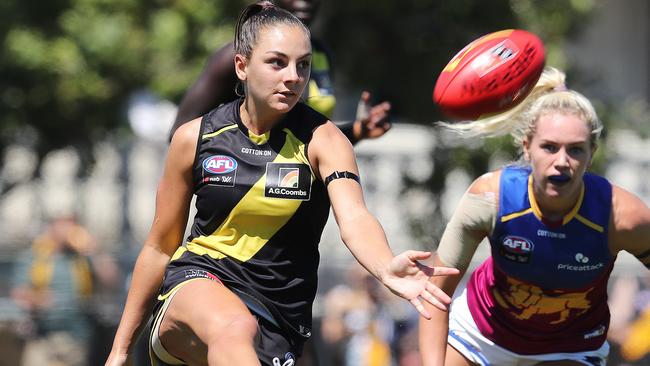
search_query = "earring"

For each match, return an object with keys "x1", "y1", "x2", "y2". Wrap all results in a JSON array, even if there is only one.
[{"x1": 234, "y1": 81, "x2": 245, "y2": 97}]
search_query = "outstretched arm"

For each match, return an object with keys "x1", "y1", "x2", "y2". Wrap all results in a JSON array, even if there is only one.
[
  {"x1": 309, "y1": 121, "x2": 458, "y2": 318},
  {"x1": 169, "y1": 43, "x2": 238, "y2": 140},
  {"x1": 419, "y1": 172, "x2": 498, "y2": 366},
  {"x1": 106, "y1": 120, "x2": 199, "y2": 366}
]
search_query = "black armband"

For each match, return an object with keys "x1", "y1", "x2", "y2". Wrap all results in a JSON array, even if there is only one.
[
  {"x1": 338, "y1": 121, "x2": 359, "y2": 145},
  {"x1": 325, "y1": 171, "x2": 360, "y2": 186}
]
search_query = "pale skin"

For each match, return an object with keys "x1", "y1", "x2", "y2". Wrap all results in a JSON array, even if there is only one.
[
  {"x1": 419, "y1": 112, "x2": 650, "y2": 366},
  {"x1": 106, "y1": 22, "x2": 458, "y2": 366}
]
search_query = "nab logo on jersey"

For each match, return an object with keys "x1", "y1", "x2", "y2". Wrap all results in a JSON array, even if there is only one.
[
  {"x1": 202, "y1": 155, "x2": 237, "y2": 187},
  {"x1": 499, "y1": 235, "x2": 534, "y2": 263},
  {"x1": 265, "y1": 163, "x2": 311, "y2": 200},
  {"x1": 203, "y1": 155, "x2": 237, "y2": 174}
]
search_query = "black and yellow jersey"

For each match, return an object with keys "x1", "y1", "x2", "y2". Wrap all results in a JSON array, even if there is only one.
[
  {"x1": 305, "y1": 39, "x2": 336, "y2": 118},
  {"x1": 169, "y1": 99, "x2": 330, "y2": 342}
]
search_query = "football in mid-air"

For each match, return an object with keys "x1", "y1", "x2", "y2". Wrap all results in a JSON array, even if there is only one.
[{"x1": 433, "y1": 29, "x2": 545, "y2": 120}]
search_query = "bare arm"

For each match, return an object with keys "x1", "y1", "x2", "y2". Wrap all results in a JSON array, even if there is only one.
[
  {"x1": 419, "y1": 253, "x2": 466, "y2": 366},
  {"x1": 106, "y1": 119, "x2": 199, "y2": 365},
  {"x1": 309, "y1": 122, "x2": 458, "y2": 318},
  {"x1": 419, "y1": 172, "x2": 498, "y2": 366},
  {"x1": 170, "y1": 43, "x2": 238, "y2": 140},
  {"x1": 609, "y1": 185, "x2": 650, "y2": 269}
]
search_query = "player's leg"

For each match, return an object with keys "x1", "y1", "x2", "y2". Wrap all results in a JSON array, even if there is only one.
[
  {"x1": 446, "y1": 344, "x2": 479, "y2": 366},
  {"x1": 157, "y1": 278, "x2": 261, "y2": 366}
]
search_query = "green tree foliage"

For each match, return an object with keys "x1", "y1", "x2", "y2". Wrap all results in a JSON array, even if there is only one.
[{"x1": 0, "y1": 0, "x2": 247, "y2": 164}]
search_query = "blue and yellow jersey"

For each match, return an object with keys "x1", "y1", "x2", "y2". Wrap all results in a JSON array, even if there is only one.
[{"x1": 467, "y1": 165, "x2": 615, "y2": 354}]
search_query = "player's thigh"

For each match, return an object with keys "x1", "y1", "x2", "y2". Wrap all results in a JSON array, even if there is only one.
[
  {"x1": 159, "y1": 279, "x2": 259, "y2": 360},
  {"x1": 446, "y1": 344, "x2": 477, "y2": 366}
]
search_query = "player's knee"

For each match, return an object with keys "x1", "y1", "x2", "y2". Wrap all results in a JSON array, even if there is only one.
[{"x1": 205, "y1": 312, "x2": 259, "y2": 348}]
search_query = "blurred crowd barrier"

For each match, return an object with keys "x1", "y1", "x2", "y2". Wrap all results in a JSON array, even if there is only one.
[{"x1": 0, "y1": 125, "x2": 649, "y2": 365}]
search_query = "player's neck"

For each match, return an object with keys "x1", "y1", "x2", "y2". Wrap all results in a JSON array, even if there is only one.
[{"x1": 240, "y1": 101, "x2": 277, "y2": 135}]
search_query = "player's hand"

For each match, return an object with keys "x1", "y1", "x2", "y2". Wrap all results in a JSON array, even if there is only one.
[
  {"x1": 353, "y1": 91, "x2": 392, "y2": 141},
  {"x1": 381, "y1": 250, "x2": 459, "y2": 319}
]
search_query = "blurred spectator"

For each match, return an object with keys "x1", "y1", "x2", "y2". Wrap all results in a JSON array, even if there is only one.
[
  {"x1": 608, "y1": 273, "x2": 650, "y2": 366},
  {"x1": 621, "y1": 306, "x2": 650, "y2": 364},
  {"x1": 10, "y1": 216, "x2": 119, "y2": 366},
  {"x1": 320, "y1": 263, "x2": 418, "y2": 366}
]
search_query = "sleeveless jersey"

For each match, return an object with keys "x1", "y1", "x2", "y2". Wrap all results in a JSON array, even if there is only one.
[
  {"x1": 171, "y1": 99, "x2": 331, "y2": 342},
  {"x1": 467, "y1": 166, "x2": 614, "y2": 354}
]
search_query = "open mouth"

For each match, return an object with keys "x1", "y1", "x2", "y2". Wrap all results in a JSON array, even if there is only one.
[
  {"x1": 548, "y1": 175, "x2": 571, "y2": 185},
  {"x1": 278, "y1": 91, "x2": 296, "y2": 97}
]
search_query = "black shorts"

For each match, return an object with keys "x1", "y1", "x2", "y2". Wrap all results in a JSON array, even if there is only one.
[{"x1": 149, "y1": 250, "x2": 299, "y2": 366}]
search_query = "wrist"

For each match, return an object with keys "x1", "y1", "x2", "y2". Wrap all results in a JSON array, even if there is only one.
[{"x1": 352, "y1": 120, "x2": 363, "y2": 142}]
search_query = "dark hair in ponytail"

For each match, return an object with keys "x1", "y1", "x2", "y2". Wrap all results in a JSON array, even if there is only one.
[{"x1": 234, "y1": 1, "x2": 310, "y2": 58}]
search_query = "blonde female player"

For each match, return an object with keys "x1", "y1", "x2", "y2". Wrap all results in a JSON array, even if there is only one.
[{"x1": 419, "y1": 67, "x2": 650, "y2": 366}]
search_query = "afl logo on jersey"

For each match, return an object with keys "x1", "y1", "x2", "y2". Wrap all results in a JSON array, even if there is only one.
[
  {"x1": 499, "y1": 235, "x2": 534, "y2": 263},
  {"x1": 202, "y1": 155, "x2": 237, "y2": 187},
  {"x1": 203, "y1": 155, "x2": 237, "y2": 174}
]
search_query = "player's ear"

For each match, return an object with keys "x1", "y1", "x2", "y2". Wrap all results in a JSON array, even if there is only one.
[
  {"x1": 522, "y1": 137, "x2": 531, "y2": 162},
  {"x1": 234, "y1": 54, "x2": 248, "y2": 81}
]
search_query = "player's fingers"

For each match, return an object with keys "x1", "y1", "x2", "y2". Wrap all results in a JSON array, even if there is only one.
[
  {"x1": 406, "y1": 250, "x2": 432, "y2": 261},
  {"x1": 415, "y1": 261, "x2": 435, "y2": 277},
  {"x1": 410, "y1": 297, "x2": 432, "y2": 319},
  {"x1": 420, "y1": 288, "x2": 449, "y2": 312},
  {"x1": 426, "y1": 282, "x2": 452, "y2": 305},
  {"x1": 432, "y1": 266, "x2": 460, "y2": 277}
]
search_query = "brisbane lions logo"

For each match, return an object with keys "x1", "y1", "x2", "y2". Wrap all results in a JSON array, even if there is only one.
[{"x1": 493, "y1": 276, "x2": 593, "y2": 325}]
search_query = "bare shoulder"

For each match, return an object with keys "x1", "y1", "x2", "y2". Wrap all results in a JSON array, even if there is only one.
[
  {"x1": 611, "y1": 184, "x2": 650, "y2": 231},
  {"x1": 468, "y1": 169, "x2": 501, "y2": 198},
  {"x1": 610, "y1": 184, "x2": 650, "y2": 254},
  {"x1": 311, "y1": 121, "x2": 352, "y2": 153},
  {"x1": 313, "y1": 120, "x2": 346, "y2": 138},
  {"x1": 309, "y1": 121, "x2": 356, "y2": 180},
  {"x1": 169, "y1": 118, "x2": 201, "y2": 166}
]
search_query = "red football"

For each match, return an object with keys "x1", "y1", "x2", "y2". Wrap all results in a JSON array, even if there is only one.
[{"x1": 433, "y1": 29, "x2": 545, "y2": 120}]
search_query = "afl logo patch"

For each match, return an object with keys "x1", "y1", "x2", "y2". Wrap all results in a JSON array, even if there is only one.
[
  {"x1": 202, "y1": 155, "x2": 237, "y2": 187},
  {"x1": 203, "y1": 155, "x2": 237, "y2": 174},
  {"x1": 499, "y1": 235, "x2": 534, "y2": 263}
]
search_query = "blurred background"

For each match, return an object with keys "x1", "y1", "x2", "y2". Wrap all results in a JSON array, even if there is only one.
[{"x1": 0, "y1": 0, "x2": 649, "y2": 365}]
